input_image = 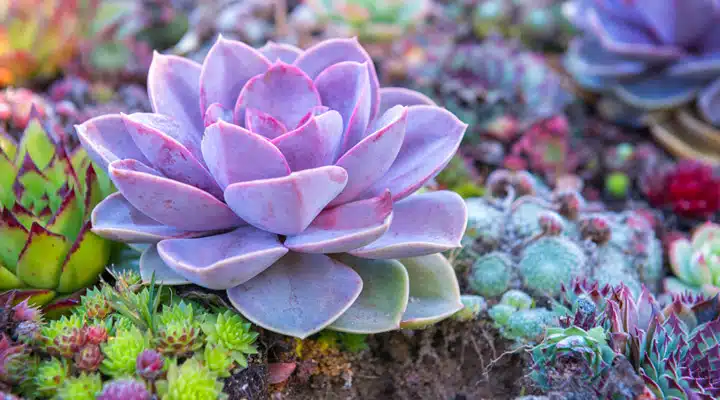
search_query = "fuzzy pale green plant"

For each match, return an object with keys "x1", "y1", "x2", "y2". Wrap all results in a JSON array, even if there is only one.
[
  {"x1": 201, "y1": 345, "x2": 234, "y2": 378},
  {"x1": 463, "y1": 169, "x2": 663, "y2": 298},
  {"x1": 201, "y1": 310, "x2": 257, "y2": 368},
  {"x1": 156, "y1": 358, "x2": 227, "y2": 400},
  {"x1": 489, "y1": 290, "x2": 557, "y2": 342}
]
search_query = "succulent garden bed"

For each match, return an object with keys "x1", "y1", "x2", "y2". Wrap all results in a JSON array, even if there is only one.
[{"x1": 1, "y1": 0, "x2": 719, "y2": 399}]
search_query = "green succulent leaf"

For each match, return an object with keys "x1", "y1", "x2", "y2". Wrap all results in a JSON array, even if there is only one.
[
  {"x1": 398, "y1": 253, "x2": 464, "y2": 329},
  {"x1": 0, "y1": 265, "x2": 24, "y2": 290},
  {"x1": 328, "y1": 254, "x2": 410, "y2": 333},
  {"x1": 46, "y1": 190, "x2": 83, "y2": 240},
  {"x1": 15, "y1": 222, "x2": 71, "y2": 289},
  {"x1": 0, "y1": 150, "x2": 17, "y2": 207},
  {"x1": 16, "y1": 119, "x2": 55, "y2": 170},
  {"x1": 56, "y1": 223, "x2": 111, "y2": 293},
  {"x1": 0, "y1": 208, "x2": 29, "y2": 272},
  {"x1": 0, "y1": 132, "x2": 17, "y2": 160}
]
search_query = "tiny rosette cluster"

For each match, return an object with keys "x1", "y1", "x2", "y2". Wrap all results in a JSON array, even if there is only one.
[
  {"x1": 78, "y1": 36, "x2": 468, "y2": 338},
  {"x1": 564, "y1": 0, "x2": 720, "y2": 123}
]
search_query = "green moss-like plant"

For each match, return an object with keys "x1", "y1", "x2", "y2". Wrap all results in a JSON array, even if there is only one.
[
  {"x1": 156, "y1": 358, "x2": 227, "y2": 400},
  {"x1": 100, "y1": 326, "x2": 150, "y2": 378},
  {"x1": 55, "y1": 372, "x2": 103, "y2": 400},
  {"x1": 201, "y1": 310, "x2": 258, "y2": 368}
]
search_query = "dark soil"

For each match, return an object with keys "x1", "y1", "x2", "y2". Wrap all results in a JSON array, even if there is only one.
[{"x1": 270, "y1": 320, "x2": 532, "y2": 400}]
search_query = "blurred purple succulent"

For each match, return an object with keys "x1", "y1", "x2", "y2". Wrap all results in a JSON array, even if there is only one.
[
  {"x1": 564, "y1": 0, "x2": 720, "y2": 125},
  {"x1": 78, "y1": 36, "x2": 467, "y2": 338}
]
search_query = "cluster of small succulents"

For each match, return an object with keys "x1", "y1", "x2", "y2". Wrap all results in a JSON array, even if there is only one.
[
  {"x1": 1, "y1": 271, "x2": 259, "y2": 399},
  {"x1": 306, "y1": 0, "x2": 430, "y2": 43},
  {"x1": 665, "y1": 223, "x2": 720, "y2": 296},
  {"x1": 530, "y1": 280, "x2": 720, "y2": 399},
  {"x1": 0, "y1": 116, "x2": 114, "y2": 311},
  {"x1": 472, "y1": 0, "x2": 575, "y2": 52},
  {"x1": 463, "y1": 169, "x2": 663, "y2": 298},
  {"x1": 488, "y1": 289, "x2": 557, "y2": 341},
  {"x1": 0, "y1": 0, "x2": 96, "y2": 86},
  {"x1": 74, "y1": 0, "x2": 189, "y2": 82},
  {"x1": 404, "y1": 35, "x2": 572, "y2": 142},
  {"x1": 79, "y1": 36, "x2": 468, "y2": 339}
]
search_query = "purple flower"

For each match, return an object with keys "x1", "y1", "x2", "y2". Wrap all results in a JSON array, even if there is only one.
[
  {"x1": 78, "y1": 37, "x2": 467, "y2": 338},
  {"x1": 564, "y1": 0, "x2": 720, "y2": 124}
]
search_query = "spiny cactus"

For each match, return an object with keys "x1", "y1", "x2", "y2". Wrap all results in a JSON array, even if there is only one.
[{"x1": 462, "y1": 169, "x2": 662, "y2": 298}]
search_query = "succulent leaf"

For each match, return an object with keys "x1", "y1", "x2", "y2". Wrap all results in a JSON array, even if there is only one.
[{"x1": 81, "y1": 36, "x2": 468, "y2": 338}]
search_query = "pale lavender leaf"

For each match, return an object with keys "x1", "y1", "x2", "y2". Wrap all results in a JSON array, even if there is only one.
[
  {"x1": 224, "y1": 166, "x2": 348, "y2": 235},
  {"x1": 147, "y1": 52, "x2": 204, "y2": 139},
  {"x1": 284, "y1": 190, "x2": 393, "y2": 254},
  {"x1": 204, "y1": 102, "x2": 233, "y2": 127},
  {"x1": 328, "y1": 254, "x2": 409, "y2": 333},
  {"x1": 363, "y1": 106, "x2": 467, "y2": 201},
  {"x1": 314, "y1": 61, "x2": 372, "y2": 153},
  {"x1": 245, "y1": 108, "x2": 288, "y2": 139},
  {"x1": 349, "y1": 191, "x2": 467, "y2": 259},
  {"x1": 378, "y1": 87, "x2": 435, "y2": 115},
  {"x1": 259, "y1": 41, "x2": 302, "y2": 63},
  {"x1": 634, "y1": 0, "x2": 715, "y2": 46},
  {"x1": 234, "y1": 62, "x2": 321, "y2": 130},
  {"x1": 121, "y1": 113, "x2": 222, "y2": 198},
  {"x1": 293, "y1": 37, "x2": 380, "y2": 121},
  {"x1": 330, "y1": 105, "x2": 407, "y2": 206},
  {"x1": 588, "y1": 9, "x2": 684, "y2": 61},
  {"x1": 699, "y1": 77, "x2": 720, "y2": 125},
  {"x1": 202, "y1": 120, "x2": 290, "y2": 189},
  {"x1": 157, "y1": 227, "x2": 288, "y2": 290},
  {"x1": 91, "y1": 193, "x2": 203, "y2": 243},
  {"x1": 140, "y1": 244, "x2": 191, "y2": 285},
  {"x1": 75, "y1": 115, "x2": 150, "y2": 170},
  {"x1": 199, "y1": 35, "x2": 271, "y2": 111},
  {"x1": 109, "y1": 159, "x2": 243, "y2": 231},
  {"x1": 227, "y1": 252, "x2": 363, "y2": 338},
  {"x1": 272, "y1": 110, "x2": 343, "y2": 171}
]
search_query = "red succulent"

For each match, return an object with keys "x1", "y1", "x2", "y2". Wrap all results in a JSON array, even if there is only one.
[{"x1": 642, "y1": 160, "x2": 720, "y2": 219}]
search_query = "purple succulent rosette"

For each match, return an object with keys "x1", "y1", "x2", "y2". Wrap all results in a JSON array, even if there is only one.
[
  {"x1": 564, "y1": 0, "x2": 720, "y2": 124},
  {"x1": 76, "y1": 36, "x2": 468, "y2": 338}
]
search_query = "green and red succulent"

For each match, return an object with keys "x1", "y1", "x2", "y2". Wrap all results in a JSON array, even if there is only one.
[
  {"x1": 665, "y1": 223, "x2": 720, "y2": 296},
  {"x1": 0, "y1": 117, "x2": 113, "y2": 311}
]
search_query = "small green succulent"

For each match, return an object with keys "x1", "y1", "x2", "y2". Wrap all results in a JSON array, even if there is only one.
[
  {"x1": 488, "y1": 290, "x2": 557, "y2": 342},
  {"x1": 201, "y1": 310, "x2": 258, "y2": 368},
  {"x1": 201, "y1": 344, "x2": 234, "y2": 378},
  {"x1": 452, "y1": 295, "x2": 487, "y2": 321},
  {"x1": 468, "y1": 252, "x2": 512, "y2": 297},
  {"x1": 665, "y1": 223, "x2": 720, "y2": 296},
  {"x1": 156, "y1": 358, "x2": 227, "y2": 400},
  {"x1": 307, "y1": 0, "x2": 430, "y2": 42},
  {"x1": 41, "y1": 314, "x2": 86, "y2": 358},
  {"x1": 530, "y1": 326, "x2": 615, "y2": 391},
  {"x1": 74, "y1": 287, "x2": 113, "y2": 322},
  {"x1": 0, "y1": 118, "x2": 113, "y2": 309},
  {"x1": 155, "y1": 301, "x2": 204, "y2": 357},
  {"x1": 55, "y1": 372, "x2": 103, "y2": 400},
  {"x1": 33, "y1": 358, "x2": 70, "y2": 398},
  {"x1": 100, "y1": 326, "x2": 150, "y2": 378}
]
